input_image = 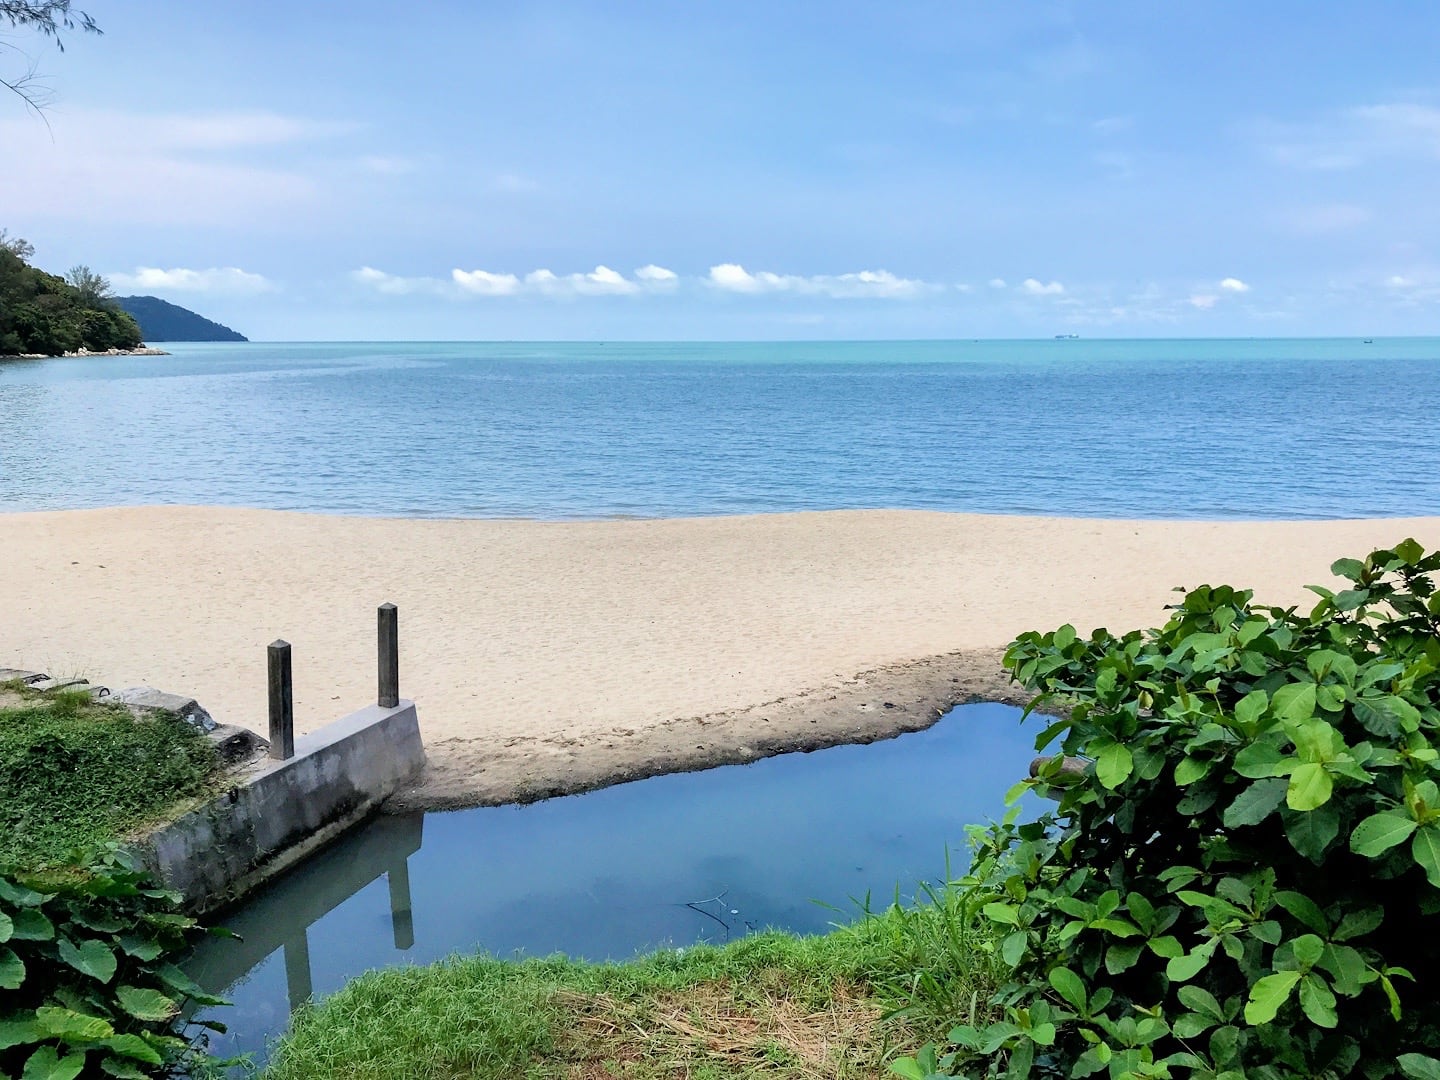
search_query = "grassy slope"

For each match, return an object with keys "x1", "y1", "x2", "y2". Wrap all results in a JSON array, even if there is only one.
[
  {"x1": 265, "y1": 886, "x2": 999, "y2": 1080},
  {"x1": 0, "y1": 685, "x2": 222, "y2": 868}
]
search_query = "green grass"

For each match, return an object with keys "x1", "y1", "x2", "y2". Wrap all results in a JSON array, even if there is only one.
[
  {"x1": 0, "y1": 683, "x2": 223, "y2": 868},
  {"x1": 264, "y1": 880, "x2": 1001, "y2": 1080}
]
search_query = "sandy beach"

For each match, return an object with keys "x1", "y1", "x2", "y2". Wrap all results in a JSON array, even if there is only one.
[{"x1": 4, "y1": 506, "x2": 1437, "y2": 808}]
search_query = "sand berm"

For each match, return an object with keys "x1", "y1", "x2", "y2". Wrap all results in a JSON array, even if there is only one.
[{"x1": 5, "y1": 507, "x2": 1437, "y2": 809}]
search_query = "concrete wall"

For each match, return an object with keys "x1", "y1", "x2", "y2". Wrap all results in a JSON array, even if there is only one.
[{"x1": 142, "y1": 701, "x2": 425, "y2": 912}]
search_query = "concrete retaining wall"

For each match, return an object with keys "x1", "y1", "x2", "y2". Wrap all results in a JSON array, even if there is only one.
[{"x1": 142, "y1": 701, "x2": 425, "y2": 912}]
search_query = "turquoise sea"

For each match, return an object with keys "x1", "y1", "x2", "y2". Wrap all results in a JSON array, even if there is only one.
[{"x1": 2, "y1": 338, "x2": 1439, "y2": 519}]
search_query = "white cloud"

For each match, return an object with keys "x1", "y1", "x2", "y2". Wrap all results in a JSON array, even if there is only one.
[
  {"x1": 705, "y1": 264, "x2": 937, "y2": 299},
  {"x1": 349, "y1": 267, "x2": 445, "y2": 295},
  {"x1": 452, "y1": 268, "x2": 522, "y2": 296},
  {"x1": 1220, "y1": 277, "x2": 1250, "y2": 292},
  {"x1": 355, "y1": 263, "x2": 678, "y2": 299},
  {"x1": 989, "y1": 278, "x2": 1007, "y2": 289},
  {"x1": 1189, "y1": 294, "x2": 1218, "y2": 309},
  {"x1": 109, "y1": 266, "x2": 274, "y2": 295},
  {"x1": 1387, "y1": 274, "x2": 1415, "y2": 288},
  {"x1": 1020, "y1": 278, "x2": 1066, "y2": 296}
]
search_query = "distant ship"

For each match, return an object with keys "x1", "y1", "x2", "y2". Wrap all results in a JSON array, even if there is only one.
[{"x1": 1055, "y1": 333, "x2": 1079, "y2": 340}]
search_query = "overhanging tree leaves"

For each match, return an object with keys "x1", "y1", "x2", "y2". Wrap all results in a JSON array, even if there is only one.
[
  {"x1": 1, "y1": 1, "x2": 100, "y2": 111},
  {"x1": 894, "y1": 541, "x2": 1440, "y2": 1079}
]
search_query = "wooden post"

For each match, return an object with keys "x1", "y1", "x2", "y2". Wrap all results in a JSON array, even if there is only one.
[
  {"x1": 268, "y1": 640, "x2": 295, "y2": 760},
  {"x1": 378, "y1": 603, "x2": 399, "y2": 708}
]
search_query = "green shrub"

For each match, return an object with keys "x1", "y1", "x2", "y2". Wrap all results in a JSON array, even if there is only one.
[
  {"x1": 0, "y1": 692, "x2": 221, "y2": 869},
  {"x1": 0, "y1": 847, "x2": 229, "y2": 1078},
  {"x1": 894, "y1": 541, "x2": 1440, "y2": 1080}
]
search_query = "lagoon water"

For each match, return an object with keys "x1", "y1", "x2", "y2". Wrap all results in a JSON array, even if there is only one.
[
  {"x1": 188, "y1": 702, "x2": 1039, "y2": 1066},
  {"x1": 4, "y1": 338, "x2": 1440, "y2": 519}
]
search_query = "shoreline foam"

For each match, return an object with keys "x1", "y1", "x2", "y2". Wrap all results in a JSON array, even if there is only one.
[{"x1": 5, "y1": 506, "x2": 1438, "y2": 809}]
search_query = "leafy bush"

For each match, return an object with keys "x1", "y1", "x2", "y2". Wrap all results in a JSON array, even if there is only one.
[
  {"x1": 0, "y1": 244, "x2": 142, "y2": 355},
  {"x1": 894, "y1": 541, "x2": 1440, "y2": 1080},
  {"x1": 0, "y1": 689, "x2": 221, "y2": 869},
  {"x1": 0, "y1": 847, "x2": 229, "y2": 1079}
]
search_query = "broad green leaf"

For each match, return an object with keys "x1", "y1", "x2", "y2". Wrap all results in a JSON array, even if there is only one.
[
  {"x1": 99, "y1": 1058, "x2": 150, "y2": 1079},
  {"x1": 1223, "y1": 778, "x2": 1288, "y2": 828},
  {"x1": 1273, "y1": 682, "x2": 1317, "y2": 724},
  {"x1": 1105, "y1": 940, "x2": 1143, "y2": 975},
  {"x1": 1317, "y1": 943, "x2": 1373, "y2": 996},
  {"x1": 1000, "y1": 930, "x2": 1026, "y2": 967},
  {"x1": 982, "y1": 902, "x2": 1020, "y2": 926},
  {"x1": 1274, "y1": 891, "x2": 1329, "y2": 935},
  {"x1": 1178, "y1": 985, "x2": 1225, "y2": 1022},
  {"x1": 1234, "y1": 741, "x2": 1287, "y2": 778},
  {"x1": 1286, "y1": 762, "x2": 1333, "y2": 811},
  {"x1": 114, "y1": 986, "x2": 178, "y2": 1022},
  {"x1": 57, "y1": 938, "x2": 117, "y2": 984},
  {"x1": 34, "y1": 1007, "x2": 114, "y2": 1043},
  {"x1": 1048, "y1": 967, "x2": 1087, "y2": 1011},
  {"x1": 887, "y1": 1059, "x2": 928, "y2": 1080},
  {"x1": 1096, "y1": 743, "x2": 1134, "y2": 789},
  {"x1": 102, "y1": 1035, "x2": 163, "y2": 1066},
  {"x1": 1290, "y1": 717, "x2": 1344, "y2": 763},
  {"x1": 21, "y1": 1045, "x2": 86, "y2": 1080},
  {"x1": 1174, "y1": 756, "x2": 1210, "y2": 786},
  {"x1": 1332, "y1": 906, "x2": 1383, "y2": 942},
  {"x1": 1053, "y1": 624, "x2": 1076, "y2": 649},
  {"x1": 1412, "y1": 825, "x2": 1440, "y2": 888},
  {"x1": 1330, "y1": 557, "x2": 1366, "y2": 581},
  {"x1": 1299, "y1": 975, "x2": 1338, "y2": 1028},
  {"x1": 1285, "y1": 802, "x2": 1340, "y2": 862},
  {"x1": 0, "y1": 912, "x2": 10, "y2": 943},
  {"x1": 115, "y1": 935, "x2": 163, "y2": 962},
  {"x1": 1394, "y1": 537, "x2": 1425, "y2": 564},
  {"x1": 1286, "y1": 933, "x2": 1325, "y2": 968},
  {"x1": 0, "y1": 1017, "x2": 42, "y2": 1049},
  {"x1": 1350, "y1": 810, "x2": 1418, "y2": 856},
  {"x1": 0, "y1": 878, "x2": 47, "y2": 906},
  {"x1": 8, "y1": 909, "x2": 54, "y2": 942},
  {"x1": 1167, "y1": 941, "x2": 1216, "y2": 982},
  {"x1": 0, "y1": 946, "x2": 23, "y2": 990},
  {"x1": 1090, "y1": 918, "x2": 1142, "y2": 938},
  {"x1": 1244, "y1": 969, "x2": 1302, "y2": 1025},
  {"x1": 1172, "y1": 1012, "x2": 1213, "y2": 1038},
  {"x1": 1148, "y1": 935, "x2": 1184, "y2": 959},
  {"x1": 1398, "y1": 1054, "x2": 1440, "y2": 1080},
  {"x1": 1234, "y1": 689, "x2": 1268, "y2": 727}
]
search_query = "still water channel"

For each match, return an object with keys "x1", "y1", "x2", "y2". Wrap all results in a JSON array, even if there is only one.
[{"x1": 186, "y1": 701, "x2": 1040, "y2": 1065}]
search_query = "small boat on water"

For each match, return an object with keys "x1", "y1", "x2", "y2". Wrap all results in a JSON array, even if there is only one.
[{"x1": 1054, "y1": 333, "x2": 1079, "y2": 340}]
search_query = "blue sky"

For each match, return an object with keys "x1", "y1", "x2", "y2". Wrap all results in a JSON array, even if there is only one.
[{"x1": 4, "y1": 1, "x2": 1440, "y2": 340}]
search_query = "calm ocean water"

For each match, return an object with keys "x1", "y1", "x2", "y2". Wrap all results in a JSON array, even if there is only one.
[{"x1": 2, "y1": 339, "x2": 1438, "y2": 519}]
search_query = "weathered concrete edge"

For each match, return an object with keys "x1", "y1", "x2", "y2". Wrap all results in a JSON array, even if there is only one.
[{"x1": 140, "y1": 700, "x2": 424, "y2": 913}]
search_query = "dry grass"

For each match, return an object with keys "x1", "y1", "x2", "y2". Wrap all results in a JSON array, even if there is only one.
[{"x1": 551, "y1": 975, "x2": 902, "y2": 1079}]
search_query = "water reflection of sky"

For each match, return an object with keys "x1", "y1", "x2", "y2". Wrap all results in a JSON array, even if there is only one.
[{"x1": 188, "y1": 701, "x2": 1043, "y2": 1066}]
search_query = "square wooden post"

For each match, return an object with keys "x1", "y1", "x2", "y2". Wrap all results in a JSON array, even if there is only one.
[
  {"x1": 268, "y1": 640, "x2": 295, "y2": 760},
  {"x1": 378, "y1": 603, "x2": 399, "y2": 708}
]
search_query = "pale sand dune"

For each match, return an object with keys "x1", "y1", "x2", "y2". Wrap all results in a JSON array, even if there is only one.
[{"x1": 4, "y1": 507, "x2": 1438, "y2": 806}]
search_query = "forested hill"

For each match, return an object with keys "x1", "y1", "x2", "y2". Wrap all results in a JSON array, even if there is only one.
[
  {"x1": 115, "y1": 296, "x2": 248, "y2": 342},
  {"x1": 0, "y1": 240, "x2": 143, "y2": 356}
]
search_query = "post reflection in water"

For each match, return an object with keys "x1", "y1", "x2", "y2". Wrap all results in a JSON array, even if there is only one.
[
  {"x1": 184, "y1": 702, "x2": 1040, "y2": 1068},
  {"x1": 187, "y1": 812, "x2": 423, "y2": 1018}
]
